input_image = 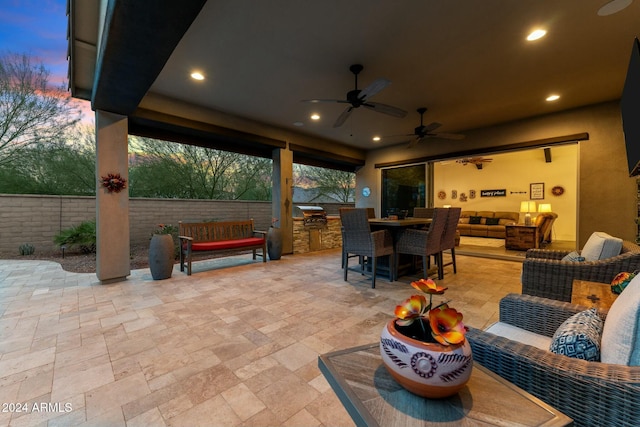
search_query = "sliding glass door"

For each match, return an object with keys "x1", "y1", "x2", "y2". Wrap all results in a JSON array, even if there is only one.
[{"x1": 381, "y1": 164, "x2": 428, "y2": 217}]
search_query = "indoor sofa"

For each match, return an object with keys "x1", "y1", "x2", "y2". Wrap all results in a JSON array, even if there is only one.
[{"x1": 457, "y1": 210, "x2": 519, "y2": 239}]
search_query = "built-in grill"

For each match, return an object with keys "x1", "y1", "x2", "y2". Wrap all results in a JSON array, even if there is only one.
[{"x1": 297, "y1": 205, "x2": 327, "y2": 228}]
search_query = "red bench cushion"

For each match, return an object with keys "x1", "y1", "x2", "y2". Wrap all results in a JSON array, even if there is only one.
[{"x1": 191, "y1": 237, "x2": 265, "y2": 251}]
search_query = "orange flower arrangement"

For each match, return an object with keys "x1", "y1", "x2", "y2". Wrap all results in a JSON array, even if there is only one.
[{"x1": 394, "y1": 278, "x2": 467, "y2": 345}]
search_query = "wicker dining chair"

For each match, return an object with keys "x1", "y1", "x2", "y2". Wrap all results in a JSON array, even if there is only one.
[
  {"x1": 340, "y1": 208, "x2": 395, "y2": 288},
  {"x1": 412, "y1": 207, "x2": 434, "y2": 218},
  {"x1": 339, "y1": 207, "x2": 377, "y2": 269},
  {"x1": 439, "y1": 207, "x2": 461, "y2": 275},
  {"x1": 395, "y1": 207, "x2": 448, "y2": 279}
]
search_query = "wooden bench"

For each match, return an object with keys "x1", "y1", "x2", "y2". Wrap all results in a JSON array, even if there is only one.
[{"x1": 179, "y1": 220, "x2": 267, "y2": 275}]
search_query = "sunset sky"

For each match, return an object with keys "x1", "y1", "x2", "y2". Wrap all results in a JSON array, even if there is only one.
[
  {"x1": 0, "y1": 0, "x2": 69, "y2": 85},
  {"x1": 0, "y1": 0, "x2": 91, "y2": 118}
]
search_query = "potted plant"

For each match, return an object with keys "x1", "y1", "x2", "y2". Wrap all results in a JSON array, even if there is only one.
[
  {"x1": 380, "y1": 278, "x2": 472, "y2": 398},
  {"x1": 149, "y1": 224, "x2": 177, "y2": 280},
  {"x1": 267, "y1": 217, "x2": 282, "y2": 260}
]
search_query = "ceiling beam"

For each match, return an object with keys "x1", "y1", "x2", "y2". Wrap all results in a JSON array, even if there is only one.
[
  {"x1": 374, "y1": 133, "x2": 589, "y2": 169},
  {"x1": 92, "y1": 0, "x2": 206, "y2": 115}
]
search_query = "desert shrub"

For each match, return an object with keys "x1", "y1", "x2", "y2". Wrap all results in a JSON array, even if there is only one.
[
  {"x1": 19, "y1": 243, "x2": 35, "y2": 255},
  {"x1": 54, "y1": 220, "x2": 96, "y2": 253}
]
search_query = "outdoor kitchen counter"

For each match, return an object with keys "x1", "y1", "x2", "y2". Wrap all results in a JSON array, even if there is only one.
[{"x1": 293, "y1": 215, "x2": 342, "y2": 254}]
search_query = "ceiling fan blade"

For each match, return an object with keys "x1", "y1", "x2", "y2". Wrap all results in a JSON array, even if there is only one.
[
  {"x1": 333, "y1": 107, "x2": 353, "y2": 128},
  {"x1": 363, "y1": 102, "x2": 408, "y2": 118},
  {"x1": 358, "y1": 77, "x2": 391, "y2": 100},
  {"x1": 301, "y1": 98, "x2": 343, "y2": 104},
  {"x1": 431, "y1": 132, "x2": 465, "y2": 140},
  {"x1": 383, "y1": 133, "x2": 414, "y2": 138},
  {"x1": 407, "y1": 136, "x2": 422, "y2": 149},
  {"x1": 423, "y1": 122, "x2": 442, "y2": 132}
]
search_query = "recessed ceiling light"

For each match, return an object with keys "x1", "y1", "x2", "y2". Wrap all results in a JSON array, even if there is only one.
[
  {"x1": 527, "y1": 29, "x2": 547, "y2": 41},
  {"x1": 372, "y1": 136, "x2": 381, "y2": 142},
  {"x1": 310, "y1": 114, "x2": 320, "y2": 120},
  {"x1": 190, "y1": 72, "x2": 205, "y2": 81},
  {"x1": 546, "y1": 94, "x2": 560, "y2": 102},
  {"x1": 598, "y1": 0, "x2": 633, "y2": 16}
]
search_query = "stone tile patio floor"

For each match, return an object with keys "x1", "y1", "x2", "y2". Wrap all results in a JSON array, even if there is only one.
[{"x1": 0, "y1": 249, "x2": 523, "y2": 427}]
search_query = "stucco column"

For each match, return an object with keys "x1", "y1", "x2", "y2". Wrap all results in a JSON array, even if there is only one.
[
  {"x1": 95, "y1": 110, "x2": 131, "y2": 283},
  {"x1": 272, "y1": 146, "x2": 293, "y2": 254}
]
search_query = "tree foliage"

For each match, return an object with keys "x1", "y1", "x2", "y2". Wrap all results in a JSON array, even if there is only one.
[
  {"x1": 128, "y1": 136, "x2": 272, "y2": 200},
  {"x1": 0, "y1": 52, "x2": 81, "y2": 167},
  {"x1": 294, "y1": 164, "x2": 355, "y2": 203},
  {"x1": 0, "y1": 124, "x2": 96, "y2": 195}
]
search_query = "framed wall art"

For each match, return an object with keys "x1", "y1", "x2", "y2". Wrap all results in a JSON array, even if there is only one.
[{"x1": 530, "y1": 182, "x2": 545, "y2": 200}]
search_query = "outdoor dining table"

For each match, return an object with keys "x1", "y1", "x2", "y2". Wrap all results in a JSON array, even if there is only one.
[
  {"x1": 368, "y1": 217, "x2": 433, "y2": 279},
  {"x1": 368, "y1": 217, "x2": 432, "y2": 228}
]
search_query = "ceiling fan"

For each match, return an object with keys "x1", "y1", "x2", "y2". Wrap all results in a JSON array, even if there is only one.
[
  {"x1": 303, "y1": 64, "x2": 408, "y2": 128},
  {"x1": 397, "y1": 107, "x2": 465, "y2": 148},
  {"x1": 456, "y1": 157, "x2": 493, "y2": 169}
]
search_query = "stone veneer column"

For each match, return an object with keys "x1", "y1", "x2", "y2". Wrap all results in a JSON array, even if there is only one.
[
  {"x1": 272, "y1": 146, "x2": 293, "y2": 255},
  {"x1": 95, "y1": 110, "x2": 131, "y2": 283}
]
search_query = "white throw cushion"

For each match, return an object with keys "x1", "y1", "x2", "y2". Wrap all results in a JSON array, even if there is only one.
[
  {"x1": 485, "y1": 322, "x2": 552, "y2": 350},
  {"x1": 600, "y1": 273, "x2": 640, "y2": 365},
  {"x1": 580, "y1": 232, "x2": 622, "y2": 261}
]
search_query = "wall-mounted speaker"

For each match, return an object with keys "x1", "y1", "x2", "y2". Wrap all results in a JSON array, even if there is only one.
[{"x1": 544, "y1": 147, "x2": 552, "y2": 163}]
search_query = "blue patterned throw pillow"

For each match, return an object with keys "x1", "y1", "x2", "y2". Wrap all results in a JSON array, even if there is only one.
[
  {"x1": 561, "y1": 250, "x2": 585, "y2": 262},
  {"x1": 549, "y1": 308, "x2": 603, "y2": 361}
]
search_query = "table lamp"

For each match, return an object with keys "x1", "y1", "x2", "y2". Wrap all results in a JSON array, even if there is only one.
[
  {"x1": 520, "y1": 201, "x2": 537, "y2": 226},
  {"x1": 538, "y1": 203, "x2": 552, "y2": 213}
]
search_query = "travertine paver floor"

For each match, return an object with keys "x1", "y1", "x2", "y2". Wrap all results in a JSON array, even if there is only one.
[{"x1": 0, "y1": 249, "x2": 523, "y2": 427}]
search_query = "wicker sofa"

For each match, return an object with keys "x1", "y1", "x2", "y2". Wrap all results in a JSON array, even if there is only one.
[
  {"x1": 521, "y1": 238, "x2": 640, "y2": 302},
  {"x1": 467, "y1": 293, "x2": 640, "y2": 427},
  {"x1": 457, "y1": 210, "x2": 519, "y2": 239}
]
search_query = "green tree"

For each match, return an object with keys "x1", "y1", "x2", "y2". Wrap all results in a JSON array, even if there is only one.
[
  {"x1": 295, "y1": 164, "x2": 355, "y2": 203},
  {"x1": 0, "y1": 124, "x2": 96, "y2": 195},
  {"x1": 128, "y1": 136, "x2": 272, "y2": 200},
  {"x1": 0, "y1": 52, "x2": 81, "y2": 167}
]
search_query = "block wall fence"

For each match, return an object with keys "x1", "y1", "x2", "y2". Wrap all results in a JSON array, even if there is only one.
[{"x1": 0, "y1": 194, "x2": 352, "y2": 254}]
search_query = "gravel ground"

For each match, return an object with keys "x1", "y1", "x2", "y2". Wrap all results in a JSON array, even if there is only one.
[{"x1": 0, "y1": 244, "x2": 150, "y2": 273}]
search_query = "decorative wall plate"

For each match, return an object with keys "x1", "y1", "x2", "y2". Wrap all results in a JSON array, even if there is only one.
[
  {"x1": 438, "y1": 190, "x2": 446, "y2": 199},
  {"x1": 551, "y1": 185, "x2": 565, "y2": 196}
]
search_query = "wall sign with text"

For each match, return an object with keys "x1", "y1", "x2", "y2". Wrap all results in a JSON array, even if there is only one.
[{"x1": 480, "y1": 189, "x2": 506, "y2": 197}]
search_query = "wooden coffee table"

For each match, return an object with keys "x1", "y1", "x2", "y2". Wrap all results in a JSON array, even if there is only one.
[
  {"x1": 571, "y1": 279, "x2": 618, "y2": 310},
  {"x1": 318, "y1": 343, "x2": 573, "y2": 427}
]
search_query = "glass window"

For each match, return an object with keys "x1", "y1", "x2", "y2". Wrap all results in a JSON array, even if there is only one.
[{"x1": 382, "y1": 164, "x2": 426, "y2": 217}]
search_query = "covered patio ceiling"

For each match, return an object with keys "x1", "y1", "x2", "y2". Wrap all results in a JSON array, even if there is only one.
[{"x1": 68, "y1": 0, "x2": 639, "y2": 168}]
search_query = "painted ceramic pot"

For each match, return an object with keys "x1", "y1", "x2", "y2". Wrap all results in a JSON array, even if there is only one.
[{"x1": 380, "y1": 319, "x2": 473, "y2": 398}]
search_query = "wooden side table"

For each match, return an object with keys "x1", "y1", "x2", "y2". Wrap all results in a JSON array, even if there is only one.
[
  {"x1": 571, "y1": 279, "x2": 618, "y2": 310},
  {"x1": 505, "y1": 224, "x2": 539, "y2": 250}
]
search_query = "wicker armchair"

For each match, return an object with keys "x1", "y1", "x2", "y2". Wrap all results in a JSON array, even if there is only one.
[
  {"x1": 395, "y1": 208, "x2": 448, "y2": 279},
  {"x1": 521, "y1": 240, "x2": 640, "y2": 302},
  {"x1": 340, "y1": 208, "x2": 395, "y2": 288},
  {"x1": 467, "y1": 293, "x2": 640, "y2": 427}
]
